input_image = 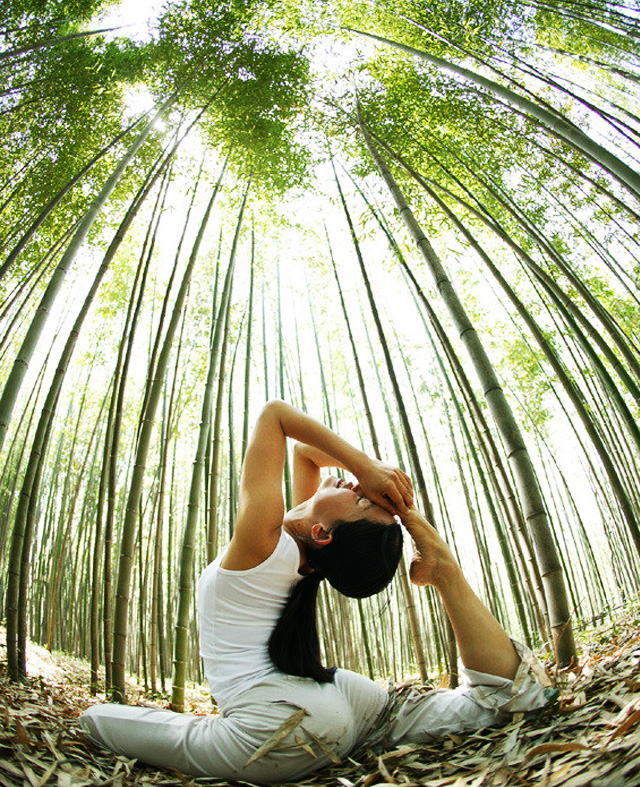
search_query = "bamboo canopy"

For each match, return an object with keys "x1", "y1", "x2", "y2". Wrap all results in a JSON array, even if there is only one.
[{"x1": 1, "y1": 0, "x2": 639, "y2": 698}]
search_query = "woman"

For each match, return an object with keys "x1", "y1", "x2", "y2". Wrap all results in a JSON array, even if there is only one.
[{"x1": 81, "y1": 400, "x2": 550, "y2": 783}]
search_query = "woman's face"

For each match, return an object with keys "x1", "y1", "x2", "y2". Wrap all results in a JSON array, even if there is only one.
[{"x1": 310, "y1": 476, "x2": 395, "y2": 528}]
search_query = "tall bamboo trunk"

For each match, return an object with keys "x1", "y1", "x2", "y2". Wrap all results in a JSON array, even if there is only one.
[
  {"x1": 359, "y1": 118, "x2": 576, "y2": 666},
  {"x1": 352, "y1": 171, "x2": 551, "y2": 642},
  {"x1": 89, "y1": 151, "x2": 185, "y2": 692},
  {"x1": 332, "y1": 167, "x2": 436, "y2": 682},
  {"x1": 110, "y1": 161, "x2": 227, "y2": 703},
  {"x1": 241, "y1": 232, "x2": 254, "y2": 462},
  {"x1": 46, "y1": 384, "x2": 106, "y2": 650},
  {"x1": 207, "y1": 193, "x2": 249, "y2": 559},
  {"x1": 172, "y1": 182, "x2": 249, "y2": 710},
  {"x1": 0, "y1": 26, "x2": 118, "y2": 62}
]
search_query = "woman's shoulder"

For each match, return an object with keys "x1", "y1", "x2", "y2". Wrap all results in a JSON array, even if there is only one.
[{"x1": 199, "y1": 530, "x2": 299, "y2": 586}]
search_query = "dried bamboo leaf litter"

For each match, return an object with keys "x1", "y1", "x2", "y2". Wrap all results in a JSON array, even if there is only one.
[{"x1": 1, "y1": 607, "x2": 639, "y2": 787}]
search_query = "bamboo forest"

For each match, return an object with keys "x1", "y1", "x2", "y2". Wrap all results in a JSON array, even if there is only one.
[{"x1": 1, "y1": 0, "x2": 640, "y2": 783}]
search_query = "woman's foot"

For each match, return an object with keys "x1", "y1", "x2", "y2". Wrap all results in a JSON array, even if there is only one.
[{"x1": 401, "y1": 507, "x2": 460, "y2": 588}]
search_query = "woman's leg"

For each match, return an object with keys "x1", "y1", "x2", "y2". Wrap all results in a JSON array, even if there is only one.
[
  {"x1": 80, "y1": 705, "x2": 258, "y2": 779},
  {"x1": 386, "y1": 507, "x2": 551, "y2": 746},
  {"x1": 403, "y1": 507, "x2": 521, "y2": 679},
  {"x1": 333, "y1": 668, "x2": 388, "y2": 741},
  {"x1": 80, "y1": 676, "x2": 372, "y2": 784}
]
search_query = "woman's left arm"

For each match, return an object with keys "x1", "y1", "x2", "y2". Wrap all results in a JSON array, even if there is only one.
[{"x1": 291, "y1": 443, "x2": 346, "y2": 505}]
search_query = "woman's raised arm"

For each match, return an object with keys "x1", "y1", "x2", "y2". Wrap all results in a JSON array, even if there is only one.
[{"x1": 222, "y1": 401, "x2": 413, "y2": 570}]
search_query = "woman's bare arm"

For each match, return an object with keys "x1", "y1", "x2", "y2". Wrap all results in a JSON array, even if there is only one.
[
  {"x1": 224, "y1": 401, "x2": 413, "y2": 570},
  {"x1": 291, "y1": 443, "x2": 348, "y2": 506}
]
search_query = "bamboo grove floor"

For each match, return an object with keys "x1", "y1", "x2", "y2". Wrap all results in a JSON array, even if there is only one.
[{"x1": 1, "y1": 608, "x2": 640, "y2": 787}]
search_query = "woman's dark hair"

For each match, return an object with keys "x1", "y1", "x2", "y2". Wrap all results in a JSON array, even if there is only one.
[{"x1": 268, "y1": 518, "x2": 403, "y2": 683}]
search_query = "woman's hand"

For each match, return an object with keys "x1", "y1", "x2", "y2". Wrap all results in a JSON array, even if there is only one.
[
  {"x1": 353, "y1": 458, "x2": 413, "y2": 516},
  {"x1": 401, "y1": 506, "x2": 460, "y2": 588}
]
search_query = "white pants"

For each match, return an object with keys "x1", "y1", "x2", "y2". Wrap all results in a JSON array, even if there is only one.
[
  {"x1": 80, "y1": 644, "x2": 550, "y2": 783},
  {"x1": 81, "y1": 670, "x2": 387, "y2": 783}
]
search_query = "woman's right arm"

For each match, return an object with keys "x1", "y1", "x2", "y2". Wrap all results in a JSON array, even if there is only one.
[{"x1": 221, "y1": 401, "x2": 290, "y2": 570}]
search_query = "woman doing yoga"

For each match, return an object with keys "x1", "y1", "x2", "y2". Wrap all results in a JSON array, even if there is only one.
[{"x1": 81, "y1": 400, "x2": 550, "y2": 783}]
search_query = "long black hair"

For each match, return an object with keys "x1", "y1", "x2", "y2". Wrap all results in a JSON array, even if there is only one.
[{"x1": 268, "y1": 518, "x2": 403, "y2": 682}]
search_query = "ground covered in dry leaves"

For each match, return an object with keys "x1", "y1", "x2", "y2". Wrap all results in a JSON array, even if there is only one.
[{"x1": 1, "y1": 607, "x2": 640, "y2": 787}]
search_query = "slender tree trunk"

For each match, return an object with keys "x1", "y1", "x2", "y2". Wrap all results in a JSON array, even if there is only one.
[
  {"x1": 326, "y1": 229, "x2": 381, "y2": 459},
  {"x1": 333, "y1": 163, "x2": 432, "y2": 517},
  {"x1": 46, "y1": 384, "x2": 106, "y2": 650},
  {"x1": 111, "y1": 161, "x2": 228, "y2": 703},
  {"x1": 207, "y1": 189, "x2": 249, "y2": 559},
  {"x1": 359, "y1": 118, "x2": 577, "y2": 666},
  {"x1": 172, "y1": 181, "x2": 248, "y2": 711},
  {"x1": 89, "y1": 152, "x2": 186, "y2": 692},
  {"x1": 241, "y1": 231, "x2": 254, "y2": 462},
  {"x1": 0, "y1": 26, "x2": 118, "y2": 62},
  {"x1": 349, "y1": 170, "x2": 551, "y2": 643},
  {"x1": 333, "y1": 170, "x2": 435, "y2": 682}
]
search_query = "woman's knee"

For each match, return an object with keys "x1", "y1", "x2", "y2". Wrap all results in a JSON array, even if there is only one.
[{"x1": 333, "y1": 669, "x2": 388, "y2": 739}]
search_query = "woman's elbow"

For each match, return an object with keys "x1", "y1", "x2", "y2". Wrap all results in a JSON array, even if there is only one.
[
  {"x1": 261, "y1": 399, "x2": 287, "y2": 416},
  {"x1": 257, "y1": 399, "x2": 289, "y2": 427}
]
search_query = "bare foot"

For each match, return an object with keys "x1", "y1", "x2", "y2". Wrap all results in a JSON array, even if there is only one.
[
  {"x1": 401, "y1": 507, "x2": 459, "y2": 588},
  {"x1": 409, "y1": 554, "x2": 435, "y2": 587}
]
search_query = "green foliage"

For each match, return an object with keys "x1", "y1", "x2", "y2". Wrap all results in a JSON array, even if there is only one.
[
  {"x1": 572, "y1": 265, "x2": 640, "y2": 342},
  {"x1": 0, "y1": 0, "x2": 107, "y2": 30},
  {"x1": 199, "y1": 42, "x2": 311, "y2": 191},
  {"x1": 8, "y1": 38, "x2": 137, "y2": 162},
  {"x1": 530, "y1": 0, "x2": 640, "y2": 60},
  {"x1": 149, "y1": 0, "x2": 312, "y2": 191},
  {"x1": 498, "y1": 333, "x2": 552, "y2": 429},
  {"x1": 0, "y1": 22, "x2": 158, "y2": 292},
  {"x1": 339, "y1": 0, "x2": 518, "y2": 56}
]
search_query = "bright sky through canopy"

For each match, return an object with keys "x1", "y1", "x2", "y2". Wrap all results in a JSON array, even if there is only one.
[{"x1": 98, "y1": 0, "x2": 164, "y2": 40}]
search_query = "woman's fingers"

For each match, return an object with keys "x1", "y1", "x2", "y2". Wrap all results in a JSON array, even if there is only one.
[
  {"x1": 356, "y1": 463, "x2": 414, "y2": 515},
  {"x1": 390, "y1": 471, "x2": 413, "y2": 511},
  {"x1": 382, "y1": 478, "x2": 411, "y2": 515},
  {"x1": 399, "y1": 473, "x2": 413, "y2": 506}
]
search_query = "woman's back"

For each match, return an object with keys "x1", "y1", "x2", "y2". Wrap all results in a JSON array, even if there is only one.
[{"x1": 197, "y1": 530, "x2": 302, "y2": 710}]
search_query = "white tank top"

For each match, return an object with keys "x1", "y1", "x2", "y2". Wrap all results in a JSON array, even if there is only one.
[{"x1": 197, "y1": 530, "x2": 303, "y2": 711}]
